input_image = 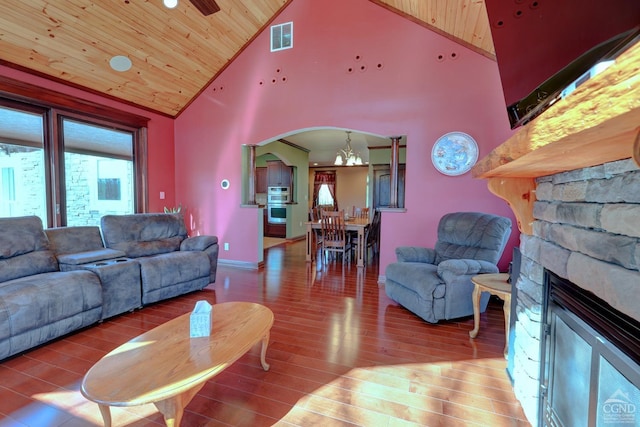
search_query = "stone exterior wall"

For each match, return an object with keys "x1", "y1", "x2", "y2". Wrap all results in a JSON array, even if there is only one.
[
  {"x1": 1, "y1": 146, "x2": 133, "y2": 225},
  {"x1": 512, "y1": 158, "x2": 640, "y2": 425},
  {"x1": 0, "y1": 147, "x2": 47, "y2": 219}
]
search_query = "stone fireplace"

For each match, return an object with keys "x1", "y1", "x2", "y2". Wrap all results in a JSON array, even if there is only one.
[
  {"x1": 470, "y1": 39, "x2": 639, "y2": 426},
  {"x1": 510, "y1": 158, "x2": 640, "y2": 425}
]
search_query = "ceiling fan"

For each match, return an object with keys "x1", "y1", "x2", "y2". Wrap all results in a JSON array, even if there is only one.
[
  {"x1": 189, "y1": 0, "x2": 220, "y2": 15},
  {"x1": 189, "y1": 0, "x2": 220, "y2": 16},
  {"x1": 165, "y1": 0, "x2": 220, "y2": 16}
]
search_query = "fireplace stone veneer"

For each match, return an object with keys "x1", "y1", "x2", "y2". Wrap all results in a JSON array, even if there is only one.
[{"x1": 511, "y1": 158, "x2": 640, "y2": 425}]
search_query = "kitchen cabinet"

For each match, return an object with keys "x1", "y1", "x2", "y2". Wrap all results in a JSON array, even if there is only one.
[
  {"x1": 256, "y1": 167, "x2": 267, "y2": 193},
  {"x1": 263, "y1": 207, "x2": 286, "y2": 238},
  {"x1": 267, "y1": 161, "x2": 292, "y2": 188},
  {"x1": 265, "y1": 222, "x2": 286, "y2": 238}
]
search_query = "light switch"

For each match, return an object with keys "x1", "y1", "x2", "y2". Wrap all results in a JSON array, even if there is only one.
[{"x1": 160, "y1": 191, "x2": 165, "y2": 199}]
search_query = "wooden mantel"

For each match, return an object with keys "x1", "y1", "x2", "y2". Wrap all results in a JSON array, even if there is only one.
[{"x1": 472, "y1": 40, "x2": 640, "y2": 235}]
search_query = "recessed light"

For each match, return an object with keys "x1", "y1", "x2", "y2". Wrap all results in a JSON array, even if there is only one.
[
  {"x1": 109, "y1": 55, "x2": 132, "y2": 72},
  {"x1": 164, "y1": 0, "x2": 178, "y2": 8}
]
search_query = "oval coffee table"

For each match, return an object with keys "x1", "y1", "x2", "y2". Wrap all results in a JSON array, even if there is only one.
[{"x1": 81, "y1": 301, "x2": 274, "y2": 427}]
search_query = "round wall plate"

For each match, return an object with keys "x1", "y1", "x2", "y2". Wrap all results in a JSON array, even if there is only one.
[{"x1": 431, "y1": 131, "x2": 479, "y2": 176}]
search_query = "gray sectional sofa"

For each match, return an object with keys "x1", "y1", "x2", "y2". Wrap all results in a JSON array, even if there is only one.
[{"x1": 0, "y1": 213, "x2": 219, "y2": 361}]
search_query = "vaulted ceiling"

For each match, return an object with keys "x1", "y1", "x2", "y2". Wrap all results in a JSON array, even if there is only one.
[{"x1": 0, "y1": 0, "x2": 495, "y2": 118}]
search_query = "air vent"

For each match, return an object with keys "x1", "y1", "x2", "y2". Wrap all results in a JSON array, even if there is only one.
[{"x1": 271, "y1": 22, "x2": 293, "y2": 52}]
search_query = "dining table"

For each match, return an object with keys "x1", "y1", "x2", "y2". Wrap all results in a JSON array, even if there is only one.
[{"x1": 305, "y1": 216, "x2": 370, "y2": 268}]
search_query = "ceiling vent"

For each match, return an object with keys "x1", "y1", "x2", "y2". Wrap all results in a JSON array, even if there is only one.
[{"x1": 271, "y1": 22, "x2": 293, "y2": 52}]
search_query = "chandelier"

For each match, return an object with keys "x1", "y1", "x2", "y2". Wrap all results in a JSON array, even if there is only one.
[{"x1": 334, "y1": 131, "x2": 363, "y2": 166}]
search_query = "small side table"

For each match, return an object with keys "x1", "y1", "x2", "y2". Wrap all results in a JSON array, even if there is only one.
[{"x1": 469, "y1": 273, "x2": 511, "y2": 358}]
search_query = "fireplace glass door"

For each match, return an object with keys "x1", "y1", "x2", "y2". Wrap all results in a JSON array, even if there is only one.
[{"x1": 540, "y1": 270, "x2": 640, "y2": 427}]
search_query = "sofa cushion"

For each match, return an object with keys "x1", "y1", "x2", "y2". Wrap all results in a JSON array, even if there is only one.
[
  {"x1": 181, "y1": 235, "x2": 219, "y2": 251},
  {"x1": 386, "y1": 262, "x2": 442, "y2": 301},
  {"x1": 45, "y1": 226, "x2": 107, "y2": 254},
  {"x1": 110, "y1": 237, "x2": 184, "y2": 258},
  {"x1": 138, "y1": 251, "x2": 210, "y2": 290},
  {"x1": 0, "y1": 216, "x2": 50, "y2": 259},
  {"x1": 434, "y1": 212, "x2": 512, "y2": 264},
  {"x1": 0, "y1": 270, "x2": 102, "y2": 339},
  {"x1": 0, "y1": 232, "x2": 37, "y2": 259},
  {"x1": 101, "y1": 213, "x2": 187, "y2": 257},
  {"x1": 0, "y1": 251, "x2": 59, "y2": 283}
]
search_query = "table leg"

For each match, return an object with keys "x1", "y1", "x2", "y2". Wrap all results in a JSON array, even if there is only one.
[
  {"x1": 260, "y1": 331, "x2": 271, "y2": 371},
  {"x1": 356, "y1": 227, "x2": 365, "y2": 268},
  {"x1": 469, "y1": 285, "x2": 481, "y2": 338},
  {"x1": 154, "y1": 384, "x2": 204, "y2": 427},
  {"x1": 305, "y1": 223, "x2": 313, "y2": 263},
  {"x1": 503, "y1": 294, "x2": 511, "y2": 359},
  {"x1": 154, "y1": 397, "x2": 184, "y2": 427},
  {"x1": 97, "y1": 403, "x2": 112, "y2": 427}
]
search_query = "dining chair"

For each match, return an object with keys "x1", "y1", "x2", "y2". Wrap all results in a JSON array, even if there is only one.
[
  {"x1": 320, "y1": 210, "x2": 351, "y2": 264},
  {"x1": 348, "y1": 207, "x2": 369, "y2": 243},
  {"x1": 351, "y1": 209, "x2": 380, "y2": 263},
  {"x1": 353, "y1": 207, "x2": 370, "y2": 220},
  {"x1": 309, "y1": 207, "x2": 324, "y2": 253}
]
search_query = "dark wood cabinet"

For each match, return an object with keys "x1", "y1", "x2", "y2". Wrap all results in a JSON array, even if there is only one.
[
  {"x1": 267, "y1": 161, "x2": 292, "y2": 188},
  {"x1": 373, "y1": 165, "x2": 405, "y2": 209},
  {"x1": 265, "y1": 222, "x2": 286, "y2": 238},
  {"x1": 263, "y1": 208, "x2": 286, "y2": 238},
  {"x1": 256, "y1": 167, "x2": 267, "y2": 193}
]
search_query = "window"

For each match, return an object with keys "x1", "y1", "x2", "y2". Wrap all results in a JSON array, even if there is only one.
[
  {"x1": 62, "y1": 118, "x2": 134, "y2": 225},
  {"x1": 317, "y1": 184, "x2": 334, "y2": 206},
  {"x1": 312, "y1": 170, "x2": 336, "y2": 211},
  {"x1": 0, "y1": 167, "x2": 16, "y2": 217},
  {"x1": 0, "y1": 105, "x2": 47, "y2": 222},
  {"x1": 98, "y1": 178, "x2": 121, "y2": 200},
  {"x1": 271, "y1": 22, "x2": 293, "y2": 52},
  {"x1": 0, "y1": 83, "x2": 147, "y2": 227}
]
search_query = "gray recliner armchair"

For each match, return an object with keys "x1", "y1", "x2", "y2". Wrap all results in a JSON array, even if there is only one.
[{"x1": 385, "y1": 212, "x2": 512, "y2": 323}]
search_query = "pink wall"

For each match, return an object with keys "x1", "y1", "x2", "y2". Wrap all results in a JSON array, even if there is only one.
[
  {"x1": 0, "y1": 65, "x2": 176, "y2": 214},
  {"x1": 176, "y1": 0, "x2": 519, "y2": 270}
]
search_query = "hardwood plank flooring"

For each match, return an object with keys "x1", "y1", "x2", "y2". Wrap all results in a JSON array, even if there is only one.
[{"x1": 0, "y1": 241, "x2": 530, "y2": 426}]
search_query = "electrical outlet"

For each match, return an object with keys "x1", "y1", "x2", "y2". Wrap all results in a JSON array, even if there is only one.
[{"x1": 224, "y1": 242, "x2": 229, "y2": 251}]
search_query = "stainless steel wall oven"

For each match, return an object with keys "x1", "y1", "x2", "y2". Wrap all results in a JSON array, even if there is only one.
[{"x1": 267, "y1": 187, "x2": 290, "y2": 224}]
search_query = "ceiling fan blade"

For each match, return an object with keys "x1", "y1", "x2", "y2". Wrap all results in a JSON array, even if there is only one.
[{"x1": 189, "y1": 0, "x2": 220, "y2": 16}]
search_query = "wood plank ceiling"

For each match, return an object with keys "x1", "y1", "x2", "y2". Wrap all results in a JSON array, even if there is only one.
[{"x1": 0, "y1": 0, "x2": 495, "y2": 118}]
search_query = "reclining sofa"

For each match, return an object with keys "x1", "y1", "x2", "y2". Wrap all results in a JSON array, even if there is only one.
[
  {"x1": 101, "y1": 213, "x2": 219, "y2": 305},
  {"x1": 0, "y1": 216, "x2": 103, "y2": 360},
  {"x1": 0, "y1": 213, "x2": 219, "y2": 361}
]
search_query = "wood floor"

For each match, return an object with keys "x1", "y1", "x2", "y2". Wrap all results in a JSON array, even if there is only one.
[{"x1": 0, "y1": 241, "x2": 530, "y2": 427}]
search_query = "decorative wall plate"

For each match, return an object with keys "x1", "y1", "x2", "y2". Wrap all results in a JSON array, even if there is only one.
[{"x1": 431, "y1": 132, "x2": 479, "y2": 176}]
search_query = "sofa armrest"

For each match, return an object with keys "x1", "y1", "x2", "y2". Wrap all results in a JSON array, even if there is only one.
[
  {"x1": 180, "y1": 235, "x2": 219, "y2": 252},
  {"x1": 436, "y1": 259, "x2": 498, "y2": 282},
  {"x1": 395, "y1": 246, "x2": 437, "y2": 263},
  {"x1": 57, "y1": 248, "x2": 126, "y2": 267},
  {"x1": 180, "y1": 235, "x2": 219, "y2": 283}
]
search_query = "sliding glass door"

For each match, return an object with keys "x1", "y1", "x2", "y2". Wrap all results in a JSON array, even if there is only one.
[
  {"x1": 0, "y1": 104, "x2": 47, "y2": 222},
  {"x1": 0, "y1": 98, "x2": 144, "y2": 227}
]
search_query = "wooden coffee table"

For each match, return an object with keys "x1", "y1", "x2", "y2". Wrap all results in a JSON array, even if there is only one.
[{"x1": 81, "y1": 301, "x2": 274, "y2": 427}]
